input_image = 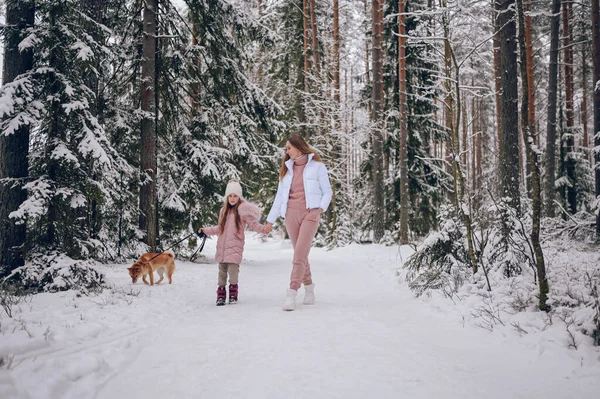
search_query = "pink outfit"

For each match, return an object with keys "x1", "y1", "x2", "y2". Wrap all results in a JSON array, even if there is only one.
[
  {"x1": 285, "y1": 208, "x2": 320, "y2": 290},
  {"x1": 287, "y1": 154, "x2": 308, "y2": 209},
  {"x1": 285, "y1": 155, "x2": 321, "y2": 290},
  {"x1": 202, "y1": 201, "x2": 265, "y2": 265}
]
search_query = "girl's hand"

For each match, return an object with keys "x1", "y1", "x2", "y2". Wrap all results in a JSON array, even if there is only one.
[{"x1": 264, "y1": 223, "x2": 273, "y2": 234}]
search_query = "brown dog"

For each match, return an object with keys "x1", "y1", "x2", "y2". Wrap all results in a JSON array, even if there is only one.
[{"x1": 127, "y1": 249, "x2": 176, "y2": 285}]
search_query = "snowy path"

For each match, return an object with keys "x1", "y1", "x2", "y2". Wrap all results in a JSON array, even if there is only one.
[{"x1": 2, "y1": 236, "x2": 600, "y2": 398}]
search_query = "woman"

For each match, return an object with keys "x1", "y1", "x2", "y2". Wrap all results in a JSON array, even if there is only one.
[{"x1": 265, "y1": 135, "x2": 332, "y2": 311}]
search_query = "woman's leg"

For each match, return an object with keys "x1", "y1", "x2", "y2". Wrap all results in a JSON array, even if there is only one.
[{"x1": 285, "y1": 208, "x2": 320, "y2": 290}]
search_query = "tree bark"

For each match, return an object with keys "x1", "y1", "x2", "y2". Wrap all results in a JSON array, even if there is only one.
[
  {"x1": 517, "y1": 0, "x2": 549, "y2": 311},
  {"x1": 476, "y1": 99, "x2": 483, "y2": 195},
  {"x1": 545, "y1": 0, "x2": 561, "y2": 217},
  {"x1": 592, "y1": 0, "x2": 600, "y2": 239},
  {"x1": 471, "y1": 97, "x2": 478, "y2": 194},
  {"x1": 0, "y1": 0, "x2": 34, "y2": 276},
  {"x1": 493, "y1": 7, "x2": 502, "y2": 146},
  {"x1": 524, "y1": 0, "x2": 536, "y2": 143},
  {"x1": 364, "y1": 0, "x2": 372, "y2": 119},
  {"x1": 140, "y1": 0, "x2": 158, "y2": 251},
  {"x1": 398, "y1": 0, "x2": 408, "y2": 243},
  {"x1": 562, "y1": 0, "x2": 577, "y2": 214},
  {"x1": 309, "y1": 0, "x2": 319, "y2": 75},
  {"x1": 303, "y1": 0, "x2": 310, "y2": 81},
  {"x1": 372, "y1": 0, "x2": 385, "y2": 241},
  {"x1": 444, "y1": 32, "x2": 454, "y2": 178},
  {"x1": 495, "y1": 0, "x2": 521, "y2": 214},
  {"x1": 520, "y1": 0, "x2": 535, "y2": 195},
  {"x1": 329, "y1": 0, "x2": 341, "y2": 234},
  {"x1": 461, "y1": 103, "x2": 468, "y2": 181},
  {"x1": 582, "y1": 26, "x2": 589, "y2": 153},
  {"x1": 333, "y1": 0, "x2": 340, "y2": 104}
]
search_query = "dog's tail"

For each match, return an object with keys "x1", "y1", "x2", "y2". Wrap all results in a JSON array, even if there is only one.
[{"x1": 165, "y1": 249, "x2": 175, "y2": 257}]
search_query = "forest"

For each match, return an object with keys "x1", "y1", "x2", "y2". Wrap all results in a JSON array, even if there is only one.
[{"x1": 0, "y1": 0, "x2": 599, "y2": 345}]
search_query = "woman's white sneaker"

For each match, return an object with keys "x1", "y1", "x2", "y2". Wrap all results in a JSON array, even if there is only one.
[
  {"x1": 282, "y1": 288, "x2": 297, "y2": 311},
  {"x1": 303, "y1": 284, "x2": 315, "y2": 305}
]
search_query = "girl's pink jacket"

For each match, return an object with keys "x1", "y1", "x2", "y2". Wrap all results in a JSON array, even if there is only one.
[{"x1": 202, "y1": 201, "x2": 265, "y2": 264}]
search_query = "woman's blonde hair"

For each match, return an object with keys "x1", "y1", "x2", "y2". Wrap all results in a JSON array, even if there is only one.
[{"x1": 278, "y1": 134, "x2": 322, "y2": 180}]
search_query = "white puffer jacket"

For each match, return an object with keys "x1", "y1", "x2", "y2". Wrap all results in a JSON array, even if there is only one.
[{"x1": 267, "y1": 153, "x2": 332, "y2": 223}]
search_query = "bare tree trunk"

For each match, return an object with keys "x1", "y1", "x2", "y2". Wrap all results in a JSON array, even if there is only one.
[
  {"x1": 545, "y1": 0, "x2": 561, "y2": 217},
  {"x1": 471, "y1": 97, "x2": 478, "y2": 193},
  {"x1": 520, "y1": 0, "x2": 536, "y2": 195},
  {"x1": 309, "y1": 0, "x2": 319, "y2": 75},
  {"x1": 333, "y1": 0, "x2": 340, "y2": 104},
  {"x1": 562, "y1": 0, "x2": 577, "y2": 214},
  {"x1": 372, "y1": 0, "x2": 385, "y2": 241},
  {"x1": 398, "y1": 0, "x2": 409, "y2": 243},
  {"x1": 517, "y1": 0, "x2": 549, "y2": 311},
  {"x1": 519, "y1": 121, "x2": 525, "y2": 192},
  {"x1": 0, "y1": 0, "x2": 34, "y2": 276},
  {"x1": 364, "y1": 0, "x2": 372, "y2": 119},
  {"x1": 524, "y1": 0, "x2": 536, "y2": 144},
  {"x1": 444, "y1": 32, "x2": 454, "y2": 179},
  {"x1": 592, "y1": 0, "x2": 600, "y2": 239},
  {"x1": 303, "y1": 0, "x2": 310, "y2": 80},
  {"x1": 477, "y1": 99, "x2": 484, "y2": 194},
  {"x1": 496, "y1": 0, "x2": 521, "y2": 214},
  {"x1": 329, "y1": 0, "x2": 341, "y2": 234},
  {"x1": 581, "y1": 14, "x2": 590, "y2": 161},
  {"x1": 140, "y1": 0, "x2": 158, "y2": 251},
  {"x1": 493, "y1": 7, "x2": 502, "y2": 146},
  {"x1": 461, "y1": 102, "x2": 468, "y2": 181}
]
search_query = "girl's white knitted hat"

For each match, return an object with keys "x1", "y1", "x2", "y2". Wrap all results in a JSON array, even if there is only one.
[{"x1": 225, "y1": 180, "x2": 243, "y2": 198}]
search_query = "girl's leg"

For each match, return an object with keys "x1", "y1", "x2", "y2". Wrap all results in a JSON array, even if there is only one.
[
  {"x1": 218, "y1": 263, "x2": 228, "y2": 286},
  {"x1": 216, "y1": 263, "x2": 228, "y2": 306},
  {"x1": 228, "y1": 263, "x2": 240, "y2": 284},
  {"x1": 228, "y1": 263, "x2": 240, "y2": 303}
]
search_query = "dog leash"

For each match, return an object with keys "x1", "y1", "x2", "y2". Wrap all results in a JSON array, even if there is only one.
[
  {"x1": 189, "y1": 231, "x2": 207, "y2": 262},
  {"x1": 140, "y1": 231, "x2": 198, "y2": 265}
]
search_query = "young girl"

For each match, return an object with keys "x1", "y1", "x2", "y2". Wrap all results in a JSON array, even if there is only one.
[{"x1": 198, "y1": 180, "x2": 267, "y2": 306}]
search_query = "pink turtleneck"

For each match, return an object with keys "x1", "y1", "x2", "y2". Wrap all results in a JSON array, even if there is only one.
[{"x1": 287, "y1": 154, "x2": 308, "y2": 209}]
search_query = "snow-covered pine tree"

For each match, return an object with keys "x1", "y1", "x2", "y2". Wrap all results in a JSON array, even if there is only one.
[
  {"x1": 158, "y1": 0, "x2": 282, "y2": 251},
  {"x1": 0, "y1": 0, "x2": 129, "y2": 291},
  {"x1": 0, "y1": 0, "x2": 35, "y2": 277},
  {"x1": 88, "y1": 0, "x2": 149, "y2": 260},
  {"x1": 354, "y1": 0, "x2": 445, "y2": 242},
  {"x1": 391, "y1": 0, "x2": 445, "y2": 238}
]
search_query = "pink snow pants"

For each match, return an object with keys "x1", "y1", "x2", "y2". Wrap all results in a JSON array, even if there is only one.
[{"x1": 285, "y1": 207, "x2": 321, "y2": 290}]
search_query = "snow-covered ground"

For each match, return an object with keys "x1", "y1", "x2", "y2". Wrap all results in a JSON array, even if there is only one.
[{"x1": 1, "y1": 234, "x2": 599, "y2": 398}]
